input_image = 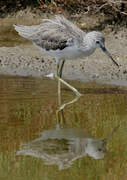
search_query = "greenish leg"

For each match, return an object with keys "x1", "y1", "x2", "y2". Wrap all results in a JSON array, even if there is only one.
[
  {"x1": 56, "y1": 61, "x2": 62, "y2": 124},
  {"x1": 56, "y1": 59, "x2": 82, "y2": 124},
  {"x1": 56, "y1": 75, "x2": 82, "y2": 97},
  {"x1": 59, "y1": 60, "x2": 65, "y2": 78},
  {"x1": 56, "y1": 62, "x2": 61, "y2": 107}
]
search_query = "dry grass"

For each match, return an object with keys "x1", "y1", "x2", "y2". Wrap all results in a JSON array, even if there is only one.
[
  {"x1": 37, "y1": 0, "x2": 127, "y2": 15},
  {"x1": 0, "y1": 0, "x2": 127, "y2": 17}
]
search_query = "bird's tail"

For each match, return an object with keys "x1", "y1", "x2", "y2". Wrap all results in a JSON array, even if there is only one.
[{"x1": 13, "y1": 24, "x2": 38, "y2": 39}]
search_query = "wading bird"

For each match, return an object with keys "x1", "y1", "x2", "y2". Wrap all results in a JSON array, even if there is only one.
[{"x1": 14, "y1": 16, "x2": 119, "y2": 98}]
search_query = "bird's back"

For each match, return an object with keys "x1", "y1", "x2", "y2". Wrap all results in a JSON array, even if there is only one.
[{"x1": 14, "y1": 16, "x2": 85, "y2": 52}]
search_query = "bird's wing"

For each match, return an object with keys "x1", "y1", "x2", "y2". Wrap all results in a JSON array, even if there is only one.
[
  {"x1": 14, "y1": 16, "x2": 85, "y2": 51},
  {"x1": 13, "y1": 24, "x2": 40, "y2": 39}
]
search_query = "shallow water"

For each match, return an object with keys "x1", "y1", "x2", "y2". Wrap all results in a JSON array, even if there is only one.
[{"x1": 0, "y1": 75, "x2": 127, "y2": 180}]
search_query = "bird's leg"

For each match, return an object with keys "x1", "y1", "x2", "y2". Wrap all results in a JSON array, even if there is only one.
[
  {"x1": 55, "y1": 59, "x2": 82, "y2": 97},
  {"x1": 59, "y1": 59, "x2": 65, "y2": 78},
  {"x1": 56, "y1": 75, "x2": 82, "y2": 97},
  {"x1": 56, "y1": 61, "x2": 61, "y2": 107},
  {"x1": 55, "y1": 59, "x2": 82, "y2": 124},
  {"x1": 55, "y1": 59, "x2": 65, "y2": 125},
  {"x1": 56, "y1": 60, "x2": 65, "y2": 124}
]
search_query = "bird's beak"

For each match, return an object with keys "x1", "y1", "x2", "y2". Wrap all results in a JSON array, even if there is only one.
[{"x1": 100, "y1": 46, "x2": 119, "y2": 67}]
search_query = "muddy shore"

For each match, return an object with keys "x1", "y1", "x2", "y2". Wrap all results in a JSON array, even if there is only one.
[{"x1": 0, "y1": 11, "x2": 127, "y2": 86}]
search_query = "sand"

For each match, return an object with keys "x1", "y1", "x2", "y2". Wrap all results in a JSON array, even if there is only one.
[{"x1": 0, "y1": 13, "x2": 127, "y2": 86}]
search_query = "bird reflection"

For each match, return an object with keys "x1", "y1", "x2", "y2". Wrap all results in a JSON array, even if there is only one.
[
  {"x1": 16, "y1": 124, "x2": 119, "y2": 170},
  {"x1": 16, "y1": 84, "x2": 119, "y2": 170}
]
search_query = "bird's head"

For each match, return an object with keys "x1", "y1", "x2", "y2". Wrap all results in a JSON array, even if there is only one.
[{"x1": 86, "y1": 31, "x2": 119, "y2": 67}]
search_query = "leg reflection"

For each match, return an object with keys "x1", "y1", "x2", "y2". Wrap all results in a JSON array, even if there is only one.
[{"x1": 56, "y1": 84, "x2": 81, "y2": 126}]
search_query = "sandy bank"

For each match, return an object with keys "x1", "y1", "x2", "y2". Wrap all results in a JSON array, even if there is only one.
[{"x1": 0, "y1": 12, "x2": 127, "y2": 86}]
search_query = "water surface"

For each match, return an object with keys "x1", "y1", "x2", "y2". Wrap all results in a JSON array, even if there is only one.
[{"x1": 0, "y1": 75, "x2": 127, "y2": 179}]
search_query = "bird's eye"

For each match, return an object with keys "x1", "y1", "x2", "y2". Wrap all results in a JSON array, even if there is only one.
[{"x1": 96, "y1": 41, "x2": 100, "y2": 44}]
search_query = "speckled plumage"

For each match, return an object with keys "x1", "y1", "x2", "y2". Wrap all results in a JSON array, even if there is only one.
[
  {"x1": 14, "y1": 16, "x2": 85, "y2": 52},
  {"x1": 13, "y1": 15, "x2": 118, "y2": 71},
  {"x1": 13, "y1": 15, "x2": 118, "y2": 97}
]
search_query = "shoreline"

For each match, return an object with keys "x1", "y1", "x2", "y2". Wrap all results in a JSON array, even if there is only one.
[{"x1": 0, "y1": 11, "x2": 127, "y2": 87}]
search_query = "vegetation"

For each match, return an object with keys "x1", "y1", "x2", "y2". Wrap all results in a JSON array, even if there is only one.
[{"x1": 0, "y1": 0, "x2": 127, "y2": 18}]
